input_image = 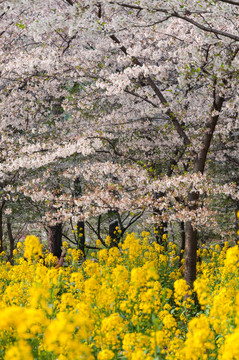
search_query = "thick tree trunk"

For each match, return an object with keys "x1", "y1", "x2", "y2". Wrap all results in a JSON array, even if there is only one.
[
  {"x1": 48, "y1": 223, "x2": 62, "y2": 258},
  {"x1": 7, "y1": 219, "x2": 14, "y2": 264}
]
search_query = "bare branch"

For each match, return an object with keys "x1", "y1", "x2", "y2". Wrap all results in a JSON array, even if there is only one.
[
  {"x1": 88, "y1": 135, "x2": 139, "y2": 162},
  {"x1": 62, "y1": 233, "x2": 77, "y2": 245},
  {"x1": 114, "y1": 2, "x2": 143, "y2": 11},
  {"x1": 124, "y1": 88, "x2": 158, "y2": 107},
  {"x1": 70, "y1": 217, "x2": 77, "y2": 243},
  {"x1": 110, "y1": 34, "x2": 192, "y2": 147},
  {"x1": 64, "y1": 0, "x2": 74, "y2": 5},
  {"x1": 170, "y1": 11, "x2": 239, "y2": 41},
  {"x1": 63, "y1": 34, "x2": 77, "y2": 54},
  {"x1": 112, "y1": 2, "x2": 239, "y2": 40},
  {"x1": 124, "y1": 212, "x2": 143, "y2": 231},
  {"x1": 86, "y1": 220, "x2": 106, "y2": 246},
  {"x1": 218, "y1": 0, "x2": 239, "y2": 5},
  {"x1": 225, "y1": 154, "x2": 239, "y2": 166}
]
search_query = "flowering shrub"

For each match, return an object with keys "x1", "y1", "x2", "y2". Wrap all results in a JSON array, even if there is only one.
[{"x1": 0, "y1": 233, "x2": 239, "y2": 359}]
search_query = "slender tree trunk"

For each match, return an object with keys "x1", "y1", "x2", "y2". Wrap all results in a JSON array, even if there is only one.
[
  {"x1": 0, "y1": 206, "x2": 3, "y2": 254},
  {"x1": 236, "y1": 200, "x2": 239, "y2": 244},
  {"x1": 7, "y1": 219, "x2": 14, "y2": 264},
  {"x1": 179, "y1": 221, "x2": 185, "y2": 267},
  {"x1": 159, "y1": 221, "x2": 168, "y2": 248},
  {"x1": 77, "y1": 220, "x2": 85, "y2": 255},
  {"x1": 45, "y1": 99, "x2": 64, "y2": 259},
  {"x1": 109, "y1": 214, "x2": 119, "y2": 247},
  {"x1": 184, "y1": 221, "x2": 198, "y2": 287},
  {"x1": 74, "y1": 178, "x2": 85, "y2": 255},
  {"x1": 153, "y1": 193, "x2": 168, "y2": 250},
  {"x1": 154, "y1": 219, "x2": 168, "y2": 250},
  {"x1": 184, "y1": 90, "x2": 224, "y2": 286},
  {"x1": 184, "y1": 189, "x2": 199, "y2": 285},
  {"x1": 0, "y1": 200, "x2": 6, "y2": 253},
  {"x1": 48, "y1": 223, "x2": 62, "y2": 258}
]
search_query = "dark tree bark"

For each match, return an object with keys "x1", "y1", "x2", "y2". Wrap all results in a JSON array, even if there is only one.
[
  {"x1": 48, "y1": 223, "x2": 62, "y2": 258},
  {"x1": 74, "y1": 177, "x2": 85, "y2": 255},
  {"x1": 179, "y1": 221, "x2": 185, "y2": 267},
  {"x1": 46, "y1": 98, "x2": 64, "y2": 259},
  {"x1": 184, "y1": 91, "x2": 224, "y2": 286},
  {"x1": 153, "y1": 192, "x2": 168, "y2": 250},
  {"x1": 156, "y1": 221, "x2": 168, "y2": 248},
  {"x1": 236, "y1": 200, "x2": 239, "y2": 244},
  {"x1": 7, "y1": 219, "x2": 14, "y2": 264},
  {"x1": 184, "y1": 221, "x2": 198, "y2": 287},
  {"x1": 0, "y1": 201, "x2": 6, "y2": 253},
  {"x1": 77, "y1": 220, "x2": 85, "y2": 255},
  {"x1": 109, "y1": 217, "x2": 119, "y2": 247},
  {"x1": 0, "y1": 206, "x2": 3, "y2": 254}
]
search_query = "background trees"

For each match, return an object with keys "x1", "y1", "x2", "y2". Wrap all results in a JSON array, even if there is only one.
[{"x1": 0, "y1": 0, "x2": 238, "y2": 284}]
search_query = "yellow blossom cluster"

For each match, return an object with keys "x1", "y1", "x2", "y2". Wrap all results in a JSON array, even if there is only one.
[{"x1": 1, "y1": 233, "x2": 239, "y2": 359}]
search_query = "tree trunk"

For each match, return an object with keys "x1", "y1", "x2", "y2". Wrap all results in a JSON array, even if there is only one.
[
  {"x1": 158, "y1": 221, "x2": 168, "y2": 248},
  {"x1": 184, "y1": 90, "x2": 224, "y2": 286},
  {"x1": 7, "y1": 219, "x2": 14, "y2": 264},
  {"x1": 77, "y1": 220, "x2": 85, "y2": 255},
  {"x1": 48, "y1": 223, "x2": 62, "y2": 258},
  {"x1": 74, "y1": 178, "x2": 86, "y2": 255},
  {"x1": 184, "y1": 189, "x2": 199, "y2": 287},
  {"x1": 236, "y1": 200, "x2": 239, "y2": 244},
  {"x1": 0, "y1": 206, "x2": 3, "y2": 254},
  {"x1": 179, "y1": 221, "x2": 185, "y2": 267},
  {"x1": 153, "y1": 193, "x2": 168, "y2": 250},
  {"x1": 0, "y1": 201, "x2": 5, "y2": 253},
  {"x1": 184, "y1": 221, "x2": 198, "y2": 287},
  {"x1": 109, "y1": 216, "x2": 119, "y2": 247}
]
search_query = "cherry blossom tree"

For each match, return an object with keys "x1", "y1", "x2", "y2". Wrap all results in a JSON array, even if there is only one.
[{"x1": 0, "y1": 0, "x2": 239, "y2": 285}]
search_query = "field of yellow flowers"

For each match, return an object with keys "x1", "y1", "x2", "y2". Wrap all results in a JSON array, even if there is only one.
[{"x1": 0, "y1": 232, "x2": 239, "y2": 360}]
